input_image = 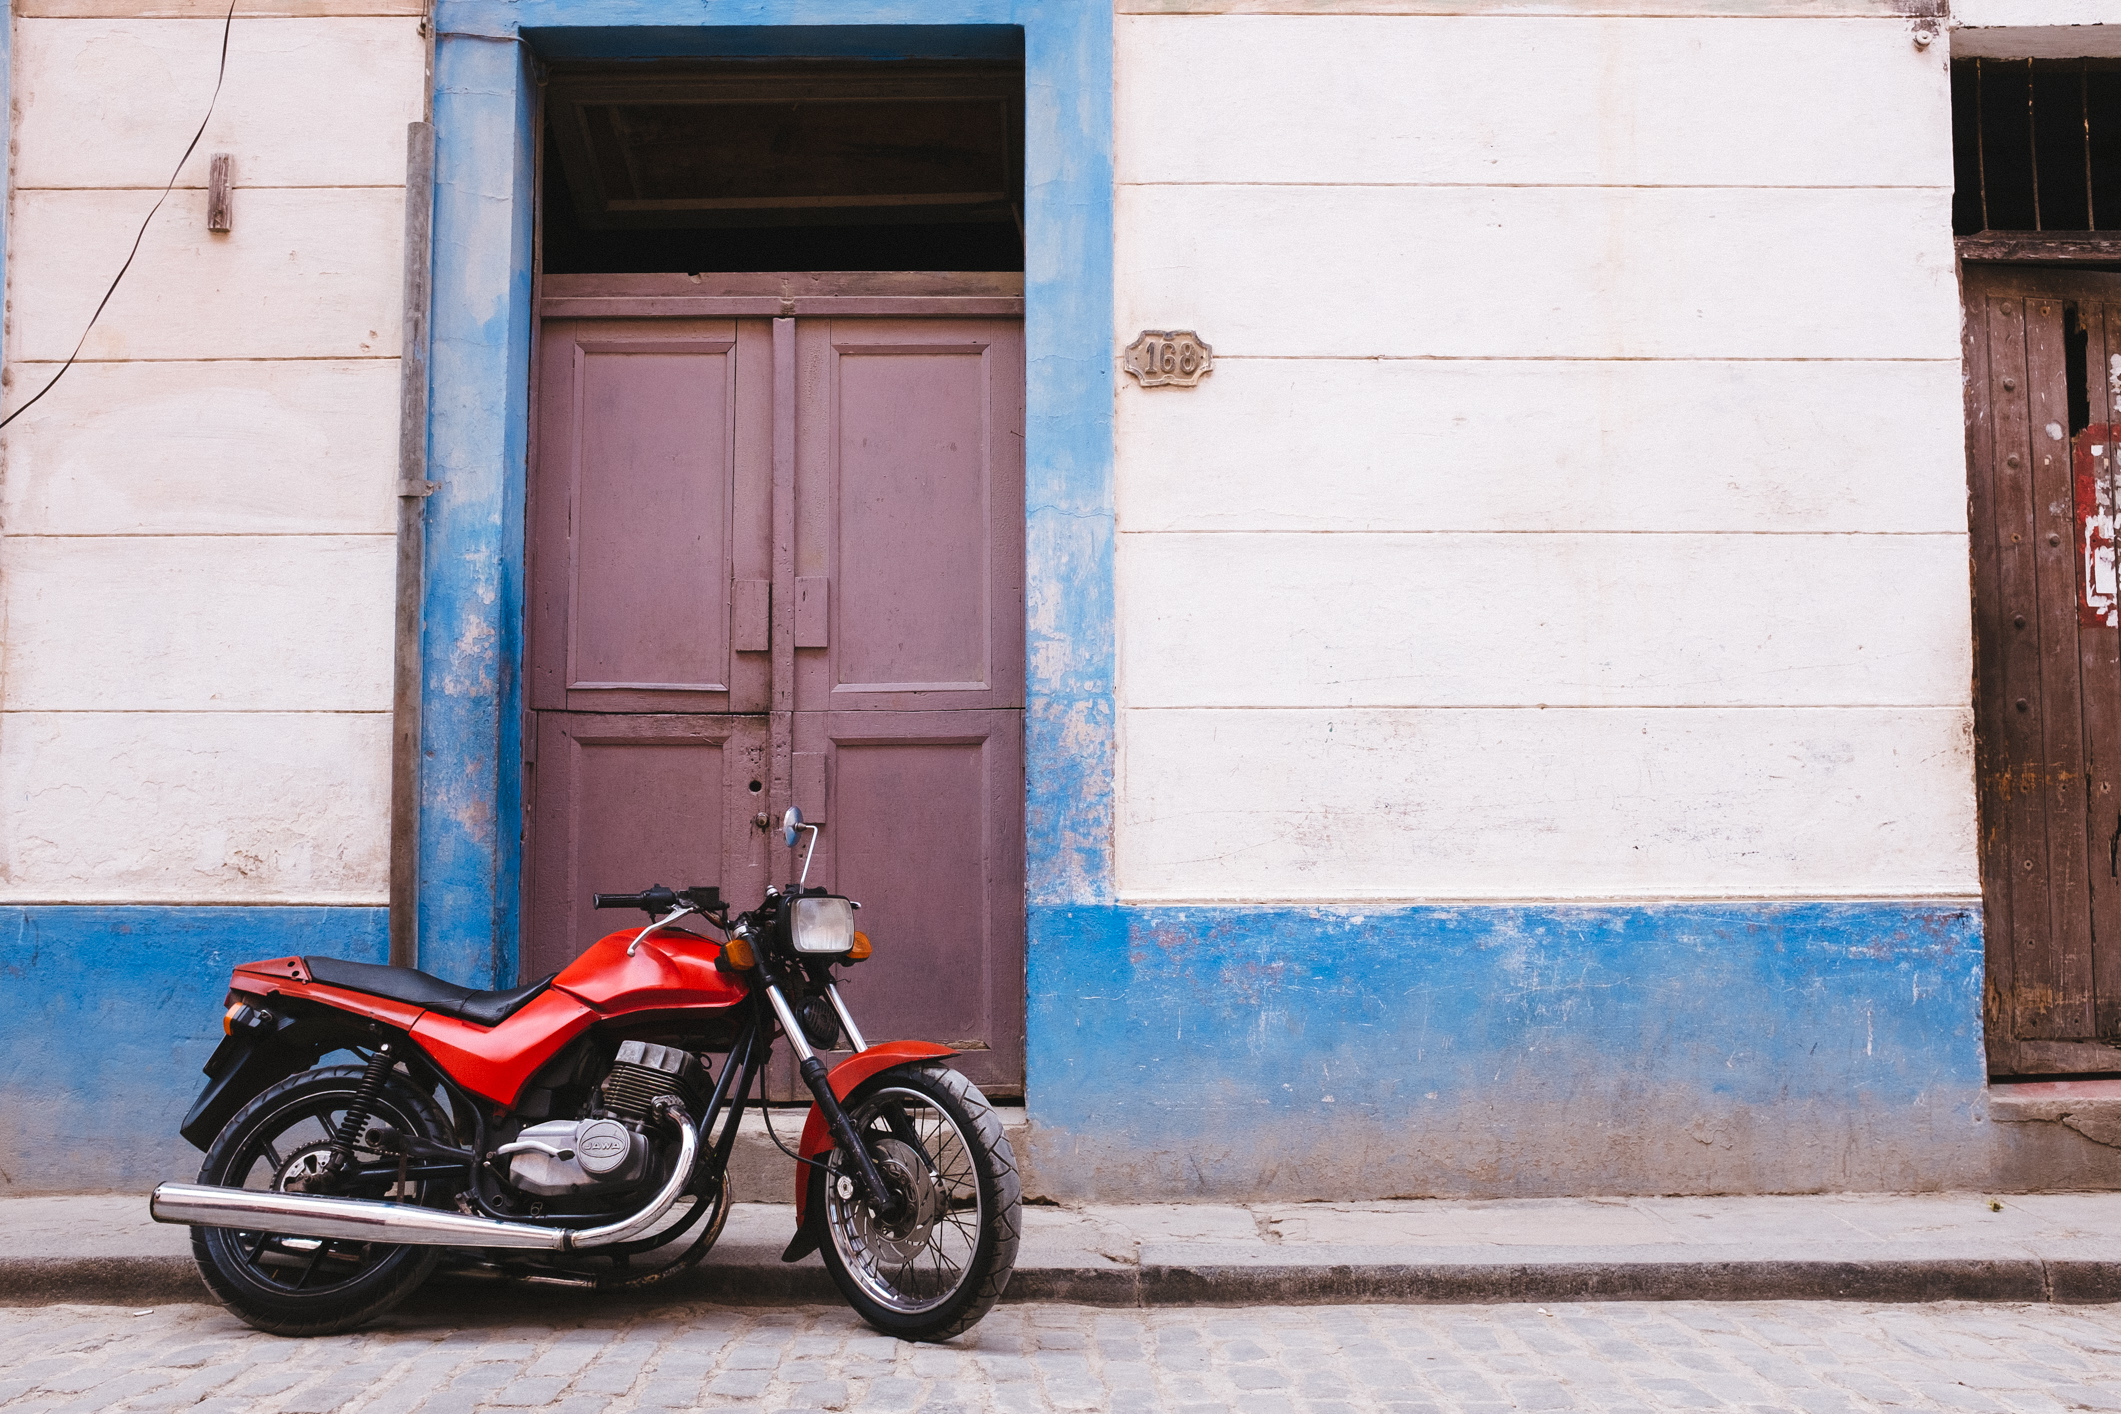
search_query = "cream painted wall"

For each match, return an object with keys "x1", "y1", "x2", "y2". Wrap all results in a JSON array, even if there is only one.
[
  {"x1": 0, "y1": 8, "x2": 422, "y2": 903},
  {"x1": 1111, "y1": 12, "x2": 1979, "y2": 902}
]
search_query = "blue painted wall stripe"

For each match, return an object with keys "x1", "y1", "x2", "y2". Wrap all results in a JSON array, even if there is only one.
[
  {"x1": 0, "y1": 907, "x2": 388, "y2": 1193},
  {"x1": 1026, "y1": 900, "x2": 2007, "y2": 1198}
]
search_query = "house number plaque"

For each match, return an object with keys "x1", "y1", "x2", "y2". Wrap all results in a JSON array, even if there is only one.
[{"x1": 1124, "y1": 330, "x2": 1213, "y2": 388}]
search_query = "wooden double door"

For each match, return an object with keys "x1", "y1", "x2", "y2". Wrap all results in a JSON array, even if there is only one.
[
  {"x1": 526, "y1": 302, "x2": 1026, "y2": 1092},
  {"x1": 1966, "y1": 267, "x2": 2121, "y2": 1075}
]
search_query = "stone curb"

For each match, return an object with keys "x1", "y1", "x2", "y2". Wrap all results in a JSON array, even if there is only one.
[{"x1": 10, "y1": 1253, "x2": 2121, "y2": 1311}]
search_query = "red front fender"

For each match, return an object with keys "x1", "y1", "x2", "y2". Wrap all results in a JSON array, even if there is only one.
[{"x1": 791, "y1": 1041, "x2": 956, "y2": 1223}]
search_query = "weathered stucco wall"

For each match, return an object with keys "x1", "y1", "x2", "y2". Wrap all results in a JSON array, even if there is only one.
[
  {"x1": 0, "y1": 0, "x2": 423, "y2": 906},
  {"x1": 1110, "y1": 10, "x2": 1972, "y2": 903},
  {"x1": 0, "y1": 0, "x2": 421, "y2": 1190},
  {"x1": 1038, "y1": 0, "x2": 2120, "y2": 1198},
  {"x1": 1027, "y1": 902, "x2": 2116, "y2": 1199}
]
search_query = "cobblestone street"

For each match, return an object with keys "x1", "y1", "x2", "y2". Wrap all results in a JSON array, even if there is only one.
[{"x1": 1, "y1": 1297, "x2": 2117, "y2": 1414}]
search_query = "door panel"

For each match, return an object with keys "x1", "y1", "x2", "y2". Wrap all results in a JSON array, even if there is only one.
[
  {"x1": 1966, "y1": 267, "x2": 2121, "y2": 1073},
  {"x1": 786, "y1": 711, "x2": 1024, "y2": 1092},
  {"x1": 794, "y1": 319, "x2": 1025, "y2": 712},
  {"x1": 530, "y1": 319, "x2": 772, "y2": 716},
  {"x1": 526, "y1": 712, "x2": 767, "y2": 981}
]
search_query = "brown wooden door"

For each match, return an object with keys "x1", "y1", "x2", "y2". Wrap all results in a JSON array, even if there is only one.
[
  {"x1": 1966, "y1": 267, "x2": 2121, "y2": 1075},
  {"x1": 526, "y1": 297, "x2": 1025, "y2": 1092}
]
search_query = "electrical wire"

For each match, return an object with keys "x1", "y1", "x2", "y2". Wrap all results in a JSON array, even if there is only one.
[
  {"x1": 0, "y1": 0, "x2": 241, "y2": 432},
  {"x1": 759, "y1": 1093, "x2": 831, "y2": 1173}
]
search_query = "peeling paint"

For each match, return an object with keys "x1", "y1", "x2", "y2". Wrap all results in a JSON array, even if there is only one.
[
  {"x1": 2075, "y1": 424, "x2": 2119, "y2": 628},
  {"x1": 1025, "y1": 900, "x2": 2016, "y2": 1198},
  {"x1": 0, "y1": 906, "x2": 387, "y2": 1194}
]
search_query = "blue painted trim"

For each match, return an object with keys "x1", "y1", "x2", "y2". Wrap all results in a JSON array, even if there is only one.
[
  {"x1": 0, "y1": 906, "x2": 387, "y2": 1193},
  {"x1": 422, "y1": 0, "x2": 1116, "y2": 984},
  {"x1": 1026, "y1": 900, "x2": 1996, "y2": 1197},
  {"x1": 419, "y1": 35, "x2": 538, "y2": 989}
]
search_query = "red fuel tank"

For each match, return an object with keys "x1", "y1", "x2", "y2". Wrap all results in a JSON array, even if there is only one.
[{"x1": 554, "y1": 926, "x2": 749, "y2": 1015}]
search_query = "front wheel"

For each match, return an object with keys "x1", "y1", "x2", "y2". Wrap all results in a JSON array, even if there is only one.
[{"x1": 811, "y1": 1063, "x2": 1021, "y2": 1341}]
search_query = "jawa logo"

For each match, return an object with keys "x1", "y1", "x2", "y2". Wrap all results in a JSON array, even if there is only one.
[{"x1": 581, "y1": 1134, "x2": 627, "y2": 1159}]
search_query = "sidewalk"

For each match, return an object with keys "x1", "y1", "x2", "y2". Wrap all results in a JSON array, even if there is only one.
[{"x1": 7, "y1": 1191, "x2": 2121, "y2": 1309}]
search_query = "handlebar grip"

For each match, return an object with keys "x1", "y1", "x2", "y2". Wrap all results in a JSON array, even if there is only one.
[{"x1": 592, "y1": 885, "x2": 678, "y2": 912}]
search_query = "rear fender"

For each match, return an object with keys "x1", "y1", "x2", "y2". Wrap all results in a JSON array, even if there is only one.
[
  {"x1": 180, "y1": 1018, "x2": 318, "y2": 1150},
  {"x1": 178, "y1": 1002, "x2": 390, "y2": 1150},
  {"x1": 788, "y1": 1041, "x2": 956, "y2": 1236}
]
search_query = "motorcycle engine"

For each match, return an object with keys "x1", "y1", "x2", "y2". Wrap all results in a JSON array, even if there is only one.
[{"x1": 505, "y1": 1041, "x2": 707, "y2": 1199}]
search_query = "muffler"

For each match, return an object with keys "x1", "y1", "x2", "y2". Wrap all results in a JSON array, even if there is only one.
[{"x1": 150, "y1": 1099, "x2": 698, "y2": 1254}]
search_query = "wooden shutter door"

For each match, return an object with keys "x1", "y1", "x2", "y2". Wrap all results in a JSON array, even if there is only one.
[{"x1": 1967, "y1": 268, "x2": 2121, "y2": 1074}]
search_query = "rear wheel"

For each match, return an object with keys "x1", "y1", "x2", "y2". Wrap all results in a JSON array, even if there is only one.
[
  {"x1": 811, "y1": 1064, "x2": 1020, "y2": 1342},
  {"x1": 192, "y1": 1064, "x2": 449, "y2": 1336}
]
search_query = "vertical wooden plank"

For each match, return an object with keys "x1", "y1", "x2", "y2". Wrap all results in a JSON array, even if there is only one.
[
  {"x1": 2088, "y1": 302, "x2": 2121, "y2": 1041},
  {"x1": 1966, "y1": 283, "x2": 2016, "y2": 1074},
  {"x1": 2024, "y1": 296, "x2": 2098, "y2": 1038},
  {"x1": 1988, "y1": 295, "x2": 2054, "y2": 1047}
]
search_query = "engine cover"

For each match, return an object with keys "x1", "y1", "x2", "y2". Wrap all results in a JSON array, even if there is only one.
[{"x1": 505, "y1": 1118, "x2": 649, "y2": 1197}]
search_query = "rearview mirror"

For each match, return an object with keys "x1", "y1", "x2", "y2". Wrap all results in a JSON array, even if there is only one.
[{"x1": 782, "y1": 807, "x2": 804, "y2": 848}]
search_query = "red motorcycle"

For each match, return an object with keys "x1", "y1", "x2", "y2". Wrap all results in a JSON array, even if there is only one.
[{"x1": 150, "y1": 810, "x2": 1021, "y2": 1341}]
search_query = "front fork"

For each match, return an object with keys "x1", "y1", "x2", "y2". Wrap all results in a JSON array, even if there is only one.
[{"x1": 761, "y1": 982, "x2": 905, "y2": 1221}]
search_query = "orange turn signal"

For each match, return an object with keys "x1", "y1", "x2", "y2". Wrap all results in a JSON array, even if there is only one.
[
  {"x1": 722, "y1": 935, "x2": 757, "y2": 969},
  {"x1": 223, "y1": 1003, "x2": 246, "y2": 1035},
  {"x1": 848, "y1": 931, "x2": 872, "y2": 962}
]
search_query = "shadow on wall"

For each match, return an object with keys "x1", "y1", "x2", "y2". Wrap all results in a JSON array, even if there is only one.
[{"x1": 0, "y1": 907, "x2": 387, "y2": 1195}]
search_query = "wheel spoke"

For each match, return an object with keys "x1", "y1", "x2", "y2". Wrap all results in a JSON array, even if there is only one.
[{"x1": 292, "y1": 1239, "x2": 332, "y2": 1289}]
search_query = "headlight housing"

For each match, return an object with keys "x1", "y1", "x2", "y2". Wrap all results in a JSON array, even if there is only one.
[{"x1": 788, "y1": 894, "x2": 857, "y2": 954}]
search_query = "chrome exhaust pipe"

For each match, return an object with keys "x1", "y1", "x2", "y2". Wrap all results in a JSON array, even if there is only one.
[{"x1": 150, "y1": 1099, "x2": 698, "y2": 1254}]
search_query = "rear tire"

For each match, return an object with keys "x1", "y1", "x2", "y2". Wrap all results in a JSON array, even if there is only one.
[
  {"x1": 192, "y1": 1064, "x2": 448, "y2": 1336},
  {"x1": 811, "y1": 1063, "x2": 1020, "y2": 1342}
]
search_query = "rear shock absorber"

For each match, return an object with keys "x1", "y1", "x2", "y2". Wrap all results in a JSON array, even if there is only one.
[{"x1": 331, "y1": 1043, "x2": 394, "y2": 1173}]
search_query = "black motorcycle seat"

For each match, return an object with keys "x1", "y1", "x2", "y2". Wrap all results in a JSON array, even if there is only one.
[{"x1": 303, "y1": 957, "x2": 557, "y2": 1028}]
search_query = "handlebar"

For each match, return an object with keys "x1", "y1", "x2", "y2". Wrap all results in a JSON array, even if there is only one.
[{"x1": 591, "y1": 885, "x2": 721, "y2": 915}]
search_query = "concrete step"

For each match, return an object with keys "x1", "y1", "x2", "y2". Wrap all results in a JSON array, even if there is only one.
[
  {"x1": 1988, "y1": 1076, "x2": 2121, "y2": 1149},
  {"x1": 8, "y1": 1190, "x2": 2121, "y2": 1311}
]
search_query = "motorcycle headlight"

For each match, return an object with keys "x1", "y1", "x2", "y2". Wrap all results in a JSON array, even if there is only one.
[{"x1": 789, "y1": 895, "x2": 857, "y2": 954}]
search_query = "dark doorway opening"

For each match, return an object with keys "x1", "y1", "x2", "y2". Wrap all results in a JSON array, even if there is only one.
[{"x1": 539, "y1": 60, "x2": 1024, "y2": 273}]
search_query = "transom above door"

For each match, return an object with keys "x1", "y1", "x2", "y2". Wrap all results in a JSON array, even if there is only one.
[{"x1": 526, "y1": 273, "x2": 1026, "y2": 1092}]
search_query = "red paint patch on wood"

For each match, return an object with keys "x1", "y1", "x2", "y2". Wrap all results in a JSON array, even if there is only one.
[{"x1": 2074, "y1": 423, "x2": 2120, "y2": 628}]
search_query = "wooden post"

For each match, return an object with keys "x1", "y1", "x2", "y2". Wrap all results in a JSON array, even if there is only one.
[{"x1": 390, "y1": 123, "x2": 437, "y2": 969}]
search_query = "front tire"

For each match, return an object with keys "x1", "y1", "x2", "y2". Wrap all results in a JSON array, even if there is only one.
[
  {"x1": 191, "y1": 1064, "x2": 448, "y2": 1336},
  {"x1": 810, "y1": 1063, "x2": 1021, "y2": 1342}
]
